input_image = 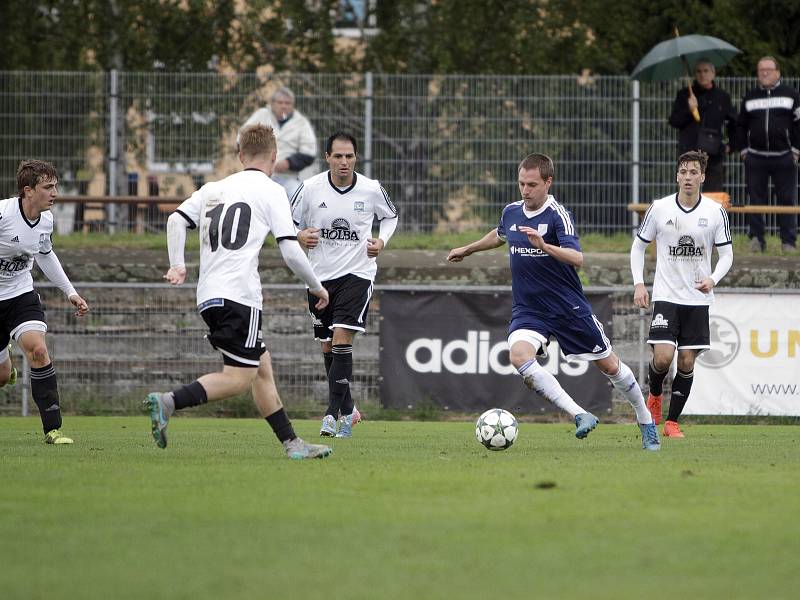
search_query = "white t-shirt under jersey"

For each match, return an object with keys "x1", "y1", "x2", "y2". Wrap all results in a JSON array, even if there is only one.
[
  {"x1": 0, "y1": 197, "x2": 55, "y2": 301},
  {"x1": 175, "y1": 169, "x2": 297, "y2": 309},
  {"x1": 290, "y1": 171, "x2": 397, "y2": 282},
  {"x1": 637, "y1": 193, "x2": 732, "y2": 306}
]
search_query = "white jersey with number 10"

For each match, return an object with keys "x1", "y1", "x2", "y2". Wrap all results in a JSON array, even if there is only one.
[{"x1": 175, "y1": 169, "x2": 297, "y2": 309}]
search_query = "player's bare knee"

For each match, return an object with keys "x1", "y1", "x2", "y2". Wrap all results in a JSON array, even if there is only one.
[
  {"x1": 677, "y1": 355, "x2": 696, "y2": 372},
  {"x1": 29, "y1": 344, "x2": 50, "y2": 366},
  {"x1": 509, "y1": 346, "x2": 533, "y2": 369},
  {"x1": 0, "y1": 363, "x2": 10, "y2": 386}
]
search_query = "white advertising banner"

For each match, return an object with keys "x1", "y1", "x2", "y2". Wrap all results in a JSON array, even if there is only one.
[{"x1": 688, "y1": 293, "x2": 800, "y2": 416}]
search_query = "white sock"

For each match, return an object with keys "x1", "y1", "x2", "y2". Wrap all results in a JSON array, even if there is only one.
[
  {"x1": 519, "y1": 360, "x2": 586, "y2": 417},
  {"x1": 605, "y1": 361, "x2": 652, "y2": 424}
]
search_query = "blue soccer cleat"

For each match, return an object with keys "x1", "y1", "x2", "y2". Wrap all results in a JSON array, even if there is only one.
[
  {"x1": 336, "y1": 413, "x2": 354, "y2": 438},
  {"x1": 145, "y1": 392, "x2": 170, "y2": 449},
  {"x1": 574, "y1": 412, "x2": 599, "y2": 439},
  {"x1": 638, "y1": 422, "x2": 661, "y2": 451},
  {"x1": 319, "y1": 414, "x2": 337, "y2": 437}
]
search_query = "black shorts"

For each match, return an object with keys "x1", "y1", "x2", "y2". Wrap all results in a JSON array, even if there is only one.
[
  {"x1": 0, "y1": 290, "x2": 47, "y2": 348},
  {"x1": 647, "y1": 301, "x2": 710, "y2": 351},
  {"x1": 307, "y1": 274, "x2": 373, "y2": 341},
  {"x1": 199, "y1": 298, "x2": 265, "y2": 368}
]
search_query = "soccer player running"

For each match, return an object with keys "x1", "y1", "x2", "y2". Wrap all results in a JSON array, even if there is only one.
[
  {"x1": 291, "y1": 132, "x2": 398, "y2": 438},
  {"x1": 631, "y1": 151, "x2": 733, "y2": 438},
  {"x1": 0, "y1": 160, "x2": 90, "y2": 444},
  {"x1": 448, "y1": 153, "x2": 660, "y2": 450},
  {"x1": 146, "y1": 124, "x2": 333, "y2": 460}
]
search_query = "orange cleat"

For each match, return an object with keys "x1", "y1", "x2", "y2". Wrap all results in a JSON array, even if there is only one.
[
  {"x1": 663, "y1": 420, "x2": 685, "y2": 438},
  {"x1": 646, "y1": 393, "x2": 663, "y2": 425}
]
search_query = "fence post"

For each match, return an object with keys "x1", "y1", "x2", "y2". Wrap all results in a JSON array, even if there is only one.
[
  {"x1": 21, "y1": 353, "x2": 29, "y2": 417},
  {"x1": 108, "y1": 69, "x2": 119, "y2": 233},
  {"x1": 631, "y1": 79, "x2": 640, "y2": 234},
  {"x1": 364, "y1": 71, "x2": 373, "y2": 178}
]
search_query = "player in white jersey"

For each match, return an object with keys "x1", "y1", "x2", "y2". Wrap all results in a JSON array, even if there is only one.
[
  {"x1": 291, "y1": 132, "x2": 398, "y2": 438},
  {"x1": 631, "y1": 151, "x2": 734, "y2": 437},
  {"x1": 0, "y1": 160, "x2": 89, "y2": 444},
  {"x1": 145, "y1": 124, "x2": 333, "y2": 460}
]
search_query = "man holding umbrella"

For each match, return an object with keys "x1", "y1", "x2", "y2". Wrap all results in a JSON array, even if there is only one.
[{"x1": 668, "y1": 59, "x2": 736, "y2": 193}]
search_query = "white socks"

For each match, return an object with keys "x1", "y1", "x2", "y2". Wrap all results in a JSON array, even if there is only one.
[
  {"x1": 518, "y1": 360, "x2": 586, "y2": 417},
  {"x1": 605, "y1": 361, "x2": 652, "y2": 424}
]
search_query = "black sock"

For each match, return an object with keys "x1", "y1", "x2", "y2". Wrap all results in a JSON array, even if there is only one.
[
  {"x1": 325, "y1": 350, "x2": 354, "y2": 417},
  {"x1": 325, "y1": 344, "x2": 352, "y2": 418},
  {"x1": 266, "y1": 408, "x2": 296, "y2": 443},
  {"x1": 648, "y1": 361, "x2": 668, "y2": 396},
  {"x1": 172, "y1": 381, "x2": 208, "y2": 410},
  {"x1": 667, "y1": 369, "x2": 694, "y2": 422},
  {"x1": 31, "y1": 363, "x2": 61, "y2": 434}
]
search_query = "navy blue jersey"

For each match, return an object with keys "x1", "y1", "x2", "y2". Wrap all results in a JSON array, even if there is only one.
[{"x1": 497, "y1": 196, "x2": 592, "y2": 319}]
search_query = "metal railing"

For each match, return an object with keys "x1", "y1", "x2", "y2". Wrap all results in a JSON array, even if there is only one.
[
  {"x1": 2, "y1": 71, "x2": 797, "y2": 235},
  {"x1": 0, "y1": 282, "x2": 646, "y2": 418}
]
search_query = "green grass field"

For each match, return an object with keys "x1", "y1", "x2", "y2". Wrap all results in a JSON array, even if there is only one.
[{"x1": 2, "y1": 416, "x2": 798, "y2": 600}]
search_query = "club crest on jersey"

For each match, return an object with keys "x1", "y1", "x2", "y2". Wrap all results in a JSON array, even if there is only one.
[
  {"x1": 668, "y1": 235, "x2": 704, "y2": 257},
  {"x1": 353, "y1": 201, "x2": 366, "y2": 212},
  {"x1": 698, "y1": 218, "x2": 708, "y2": 228},
  {"x1": 537, "y1": 224, "x2": 548, "y2": 236},
  {"x1": 320, "y1": 217, "x2": 359, "y2": 241}
]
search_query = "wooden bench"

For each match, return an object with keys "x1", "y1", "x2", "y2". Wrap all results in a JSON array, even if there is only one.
[{"x1": 60, "y1": 196, "x2": 184, "y2": 233}]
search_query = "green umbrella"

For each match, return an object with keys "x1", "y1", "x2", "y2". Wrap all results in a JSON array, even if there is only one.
[{"x1": 631, "y1": 34, "x2": 741, "y2": 82}]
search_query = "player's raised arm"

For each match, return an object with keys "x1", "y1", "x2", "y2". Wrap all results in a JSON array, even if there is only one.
[{"x1": 447, "y1": 228, "x2": 505, "y2": 262}]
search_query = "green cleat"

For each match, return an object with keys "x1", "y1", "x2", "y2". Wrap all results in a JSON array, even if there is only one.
[
  {"x1": 44, "y1": 429, "x2": 73, "y2": 445},
  {"x1": 5, "y1": 342, "x2": 16, "y2": 386},
  {"x1": 144, "y1": 392, "x2": 170, "y2": 449}
]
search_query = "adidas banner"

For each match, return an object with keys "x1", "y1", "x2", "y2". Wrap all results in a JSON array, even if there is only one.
[{"x1": 379, "y1": 290, "x2": 613, "y2": 414}]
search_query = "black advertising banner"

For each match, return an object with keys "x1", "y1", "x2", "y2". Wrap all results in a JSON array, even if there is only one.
[{"x1": 379, "y1": 291, "x2": 613, "y2": 414}]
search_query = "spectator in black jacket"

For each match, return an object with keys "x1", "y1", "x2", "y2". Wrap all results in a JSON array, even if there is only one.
[
  {"x1": 735, "y1": 56, "x2": 800, "y2": 253},
  {"x1": 669, "y1": 60, "x2": 736, "y2": 193}
]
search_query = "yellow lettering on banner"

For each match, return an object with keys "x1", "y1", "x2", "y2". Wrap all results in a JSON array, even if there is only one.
[
  {"x1": 751, "y1": 330, "x2": 778, "y2": 358},
  {"x1": 789, "y1": 331, "x2": 800, "y2": 358}
]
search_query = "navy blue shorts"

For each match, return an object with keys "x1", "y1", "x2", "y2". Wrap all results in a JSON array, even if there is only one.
[{"x1": 509, "y1": 312, "x2": 612, "y2": 361}]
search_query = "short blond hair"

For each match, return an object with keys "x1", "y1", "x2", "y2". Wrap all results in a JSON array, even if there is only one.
[{"x1": 239, "y1": 124, "x2": 277, "y2": 160}]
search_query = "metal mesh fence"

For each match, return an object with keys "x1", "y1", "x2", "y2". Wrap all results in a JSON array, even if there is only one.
[
  {"x1": 2, "y1": 71, "x2": 797, "y2": 235},
  {"x1": 0, "y1": 283, "x2": 648, "y2": 419}
]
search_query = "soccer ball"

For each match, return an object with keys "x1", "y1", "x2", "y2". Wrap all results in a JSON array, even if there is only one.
[{"x1": 475, "y1": 408, "x2": 518, "y2": 451}]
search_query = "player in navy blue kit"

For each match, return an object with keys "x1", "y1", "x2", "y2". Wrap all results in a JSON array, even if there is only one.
[{"x1": 448, "y1": 153, "x2": 660, "y2": 450}]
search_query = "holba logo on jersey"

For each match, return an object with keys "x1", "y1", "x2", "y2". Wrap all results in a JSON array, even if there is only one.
[
  {"x1": 668, "y1": 235, "x2": 704, "y2": 257},
  {"x1": 320, "y1": 218, "x2": 359, "y2": 241}
]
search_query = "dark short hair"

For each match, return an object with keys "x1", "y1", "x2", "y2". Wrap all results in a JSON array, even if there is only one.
[
  {"x1": 518, "y1": 153, "x2": 555, "y2": 180},
  {"x1": 17, "y1": 159, "x2": 58, "y2": 197},
  {"x1": 325, "y1": 132, "x2": 358, "y2": 155},
  {"x1": 677, "y1": 150, "x2": 708, "y2": 174}
]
